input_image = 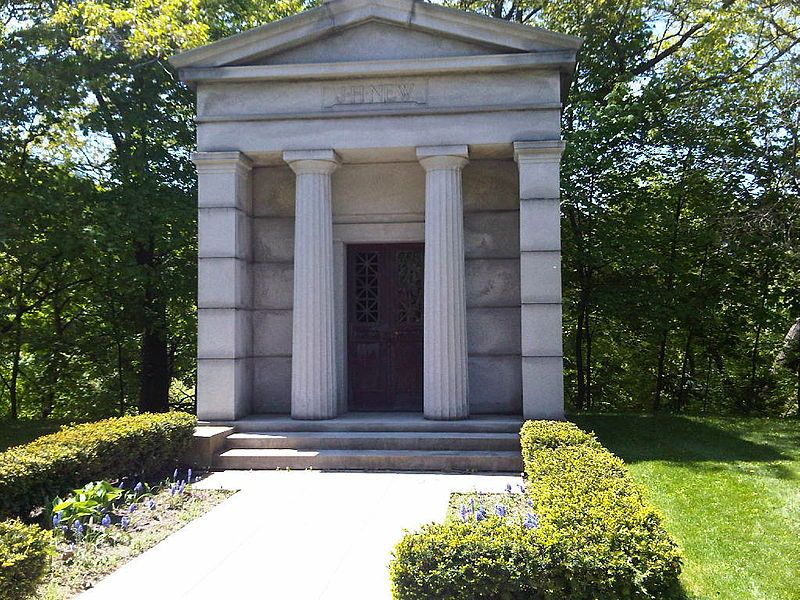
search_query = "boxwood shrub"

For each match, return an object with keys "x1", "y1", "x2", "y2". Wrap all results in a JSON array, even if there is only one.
[
  {"x1": 390, "y1": 420, "x2": 682, "y2": 600},
  {"x1": 0, "y1": 519, "x2": 53, "y2": 598},
  {"x1": 0, "y1": 412, "x2": 196, "y2": 518}
]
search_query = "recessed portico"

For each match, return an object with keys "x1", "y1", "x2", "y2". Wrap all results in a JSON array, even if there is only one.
[{"x1": 175, "y1": 0, "x2": 580, "y2": 426}]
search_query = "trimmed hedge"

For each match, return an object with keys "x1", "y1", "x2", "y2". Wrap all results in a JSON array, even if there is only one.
[
  {"x1": 0, "y1": 519, "x2": 52, "y2": 598},
  {"x1": 390, "y1": 420, "x2": 682, "y2": 600},
  {"x1": 0, "y1": 412, "x2": 196, "y2": 518}
]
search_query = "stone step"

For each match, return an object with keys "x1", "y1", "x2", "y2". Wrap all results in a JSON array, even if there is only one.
[
  {"x1": 213, "y1": 413, "x2": 523, "y2": 434},
  {"x1": 226, "y1": 431, "x2": 520, "y2": 452},
  {"x1": 214, "y1": 448, "x2": 523, "y2": 472}
]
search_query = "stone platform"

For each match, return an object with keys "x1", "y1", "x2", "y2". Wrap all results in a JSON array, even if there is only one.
[{"x1": 191, "y1": 413, "x2": 524, "y2": 473}]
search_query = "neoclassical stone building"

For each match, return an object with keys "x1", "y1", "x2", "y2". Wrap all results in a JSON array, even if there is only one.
[{"x1": 172, "y1": 0, "x2": 580, "y2": 427}]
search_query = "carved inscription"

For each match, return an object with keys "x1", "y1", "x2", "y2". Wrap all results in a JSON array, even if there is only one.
[{"x1": 323, "y1": 80, "x2": 428, "y2": 108}]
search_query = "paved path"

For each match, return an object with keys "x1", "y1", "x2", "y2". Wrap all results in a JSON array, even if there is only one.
[{"x1": 79, "y1": 471, "x2": 521, "y2": 600}]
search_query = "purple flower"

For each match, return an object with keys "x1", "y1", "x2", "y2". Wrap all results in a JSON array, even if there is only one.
[
  {"x1": 121, "y1": 516, "x2": 130, "y2": 531},
  {"x1": 101, "y1": 514, "x2": 112, "y2": 527},
  {"x1": 73, "y1": 520, "x2": 84, "y2": 537},
  {"x1": 495, "y1": 504, "x2": 507, "y2": 518},
  {"x1": 476, "y1": 507, "x2": 487, "y2": 522},
  {"x1": 52, "y1": 511, "x2": 62, "y2": 528},
  {"x1": 178, "y1": 481, "x2": 186, "y2": 494},
  {"x1": 187, "y1": 468, "x2": 193, "y2": 483},
  {"x1": 173, "y1": 468, "x2": 179, "y2": 481},
  {"x1": 170, "y1": 484, "x2": 178, "y2": 496},
  {"x1": 459, "y1": 505, "x2": 469, "y2": 522},
  {"x1": 505, "y1": 483, "x2": 513, "y2": 494},
  {"x1": 147, "y1": 499, "x2": 156, "y2": 510},
  {"x1": 524, "y1": 513, "x2": 539, "y2": 530},
  {"x1": 133, "y1": 482, "x2": 144, "y2": 495},
  {"x1": 129, "y1": 503, "x2": 138, "y2": 513}
]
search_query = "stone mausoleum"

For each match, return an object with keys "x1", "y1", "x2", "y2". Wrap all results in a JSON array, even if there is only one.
[{"x1": 172, "y1": 0, "x2": 580, "y2": 455}]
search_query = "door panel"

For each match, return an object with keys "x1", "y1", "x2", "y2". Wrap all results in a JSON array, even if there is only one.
[{"x1": 348, "y1": 244, "x2": 424, "y2": 411}]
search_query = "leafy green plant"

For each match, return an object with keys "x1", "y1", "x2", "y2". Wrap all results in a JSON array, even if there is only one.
[
  {"x1": 50, "y1": 481, "x2": 123, "y2": 526},
  {"x1": 0, "y1": 412, "x2": 196, "y2": 518},
  {"x1": 0, "y1": 519, "x2": 53, "y2": 599}
]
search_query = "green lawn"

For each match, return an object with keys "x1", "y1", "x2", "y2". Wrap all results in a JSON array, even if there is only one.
[
  {"x1": 0, "y1": 419, "x2": 63, "y2": 451},
  {"x1": 573, "y1": 415, "x2": 800, "y2": 600}
]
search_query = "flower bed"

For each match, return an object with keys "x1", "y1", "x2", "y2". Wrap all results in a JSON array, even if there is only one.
[
  {"x1": 390, "y1": 420, "x2": 683, "y2": 600},
  {"x1": 35, "y1": 471, "x2": 231, "y2": 599}
]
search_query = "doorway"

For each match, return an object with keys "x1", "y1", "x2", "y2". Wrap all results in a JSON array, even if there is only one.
[{"x1": 347, "y1": 243, "x2": 424, "y2": 411}]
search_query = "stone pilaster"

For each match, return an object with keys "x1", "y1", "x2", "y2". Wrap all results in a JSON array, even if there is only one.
[
  {"x1": 514, "y1": 141, "x2": 566, "y2": 420},
  {"x1": 417, "y1": 146, "x2": 470, "y2": 420},
  {"x1": 284, "y1": 150, "x2": 340, "y2": 419},
  {"x1": 193, "y1": 151, "x2": 254, "y2": 421}
]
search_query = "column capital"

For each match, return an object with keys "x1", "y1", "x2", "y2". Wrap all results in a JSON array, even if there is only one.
[
  {"x1": 283, "y1": 149, "x2": 341, "y2": 175},
  {"x1": 416, "y1": 145, "x2": 469, "y2": 171},
  {"x1": 192, "y1": 151, "x2": 253, "y2": 174},
  {"x1": 513, "y1": 140, "x2": 566, "y2": 164}
]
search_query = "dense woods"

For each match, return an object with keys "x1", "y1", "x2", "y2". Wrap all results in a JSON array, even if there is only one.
[{"x1": 1, "y1": 0, "x2": 798, "y2": 420}]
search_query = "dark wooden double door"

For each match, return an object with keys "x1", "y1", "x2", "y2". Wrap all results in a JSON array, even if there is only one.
[{"x1": 347, "y1": 244, "x2": 424, "y2": 411}]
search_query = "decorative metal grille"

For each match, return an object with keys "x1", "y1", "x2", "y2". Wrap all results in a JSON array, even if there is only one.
[
  {"x1": 396, "y1": 250, "x2": 423, "y2": 324},
  {"x1": 354, "y1": 251, "x2": 380, "y2": 323}
]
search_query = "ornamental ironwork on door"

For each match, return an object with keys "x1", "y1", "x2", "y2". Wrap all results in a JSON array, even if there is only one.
[
  {"x1": 347, "y1": 244, "x2": 424, "y2": 411},
  {"x1": 353, "y1": 251, "x2": 380, "y2": 324}
]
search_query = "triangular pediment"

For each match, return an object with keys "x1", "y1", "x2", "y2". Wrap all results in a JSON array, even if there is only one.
[
  {"x1": 247, "y1": 20, "x2": 520, "y2": 66},
  {"x1": 170, "y1": 0, "x2": 581, "y2": 69}
]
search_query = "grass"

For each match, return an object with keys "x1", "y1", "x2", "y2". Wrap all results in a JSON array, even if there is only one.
[
  {"x1": 572, "y1": 415, "x2": 800, "y2": 600},
  {"x1": 0, "y1": 419, "x2": 63, "y2": 451}
]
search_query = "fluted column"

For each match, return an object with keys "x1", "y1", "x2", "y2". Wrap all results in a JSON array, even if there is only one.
[
  {"x1": 284, "y1": 150, "x2": 340, "y2": 419},
  {"x1": 417, "y1": 146, "x2": 470, "y2": 420}
]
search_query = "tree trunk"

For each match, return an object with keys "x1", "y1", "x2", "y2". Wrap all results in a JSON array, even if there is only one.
[
  {"x1": 675, "y1": 328, "x2": 693, "y2": 411},
  {"x1": 747, "y1": 322, "x2": 763, "y2": 414},
  {"x1": 653, "y1": 329, "x2": 669, "y2": 411},
  {"x1": 585, "y1": 305, "x2": 594, "y2": 410},
  {"x1": 136, "y1": 240, "x2": 170, "y2": 414},
  {"x1": 117, "y1": 336, "x2": 127, "y2": 416},
  {"x1": 138, "y1": 320, "x2": 170, "y2": 413},
  {"x1": 796, "y1": 364, "x2": 800, "y2": 418},
  {"x1": 42, "y1": 295, "x2": 65, "y2": 419},
  {"x1": 9, "y1": 318, "x2": 22, "y2": 420},
  {"x1": 575, "y1": 302, "x2": 586, "y2": 411},
  {"x1": 702, "y1": 353, "x2": 712, "y2": 414}
]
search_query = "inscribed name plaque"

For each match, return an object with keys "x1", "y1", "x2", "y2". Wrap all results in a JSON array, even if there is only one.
[{"x1": 323, "y1": 79, "x2": 428, "y2": 109}]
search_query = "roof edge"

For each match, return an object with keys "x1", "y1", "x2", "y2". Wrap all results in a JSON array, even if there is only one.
[{"x1": 169, "y1": 0, "x2": 582, "y2": 70}]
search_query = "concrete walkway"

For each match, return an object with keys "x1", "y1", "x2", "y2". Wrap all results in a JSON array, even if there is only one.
[{"x1": 79, "y1": 471, "x2": 522, "y2": 600}]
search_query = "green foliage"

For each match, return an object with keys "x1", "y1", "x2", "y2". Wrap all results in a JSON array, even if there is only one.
[
  {"x1": 390, "y1": 420, "x2": 682, "y2": 599},
  {"x1": 517, "y1": 420, "x2": 600, "y2": 451},
  {"x1": 0, "y1": 412, "x2": 196, "y2": 518},
  {"x1": 0, "y1": 519, "x2": 53, "y2": 599},
  {"x1": 50, "y1": 481, "x2": 123, "y2": 526}
]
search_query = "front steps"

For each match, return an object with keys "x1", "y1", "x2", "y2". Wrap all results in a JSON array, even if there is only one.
[{"x1": 193, "y1": 413, "x2": 523, "y2": 473}]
